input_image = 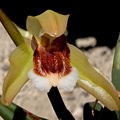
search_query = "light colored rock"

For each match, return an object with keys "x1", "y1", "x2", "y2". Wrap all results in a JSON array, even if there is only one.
[
  {"x1": 75, "y1": 37, "x2": 97, "y2": 48},
  {"x1": 0, "y1": 22, "x2": 16, "y2": 95}
]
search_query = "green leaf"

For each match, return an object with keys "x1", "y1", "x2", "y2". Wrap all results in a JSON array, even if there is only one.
[
  {"x1": 0, "y1": 9, "x2": 24, "y2": 46},
  {"x1": 115, "y1": 111, "x2": 120, "y2": 120},
  {"x1": 98, "y1": 107, "x2": 118, "y2": 120},
  {"x1": 0, "y1": 96, "x2": 48, "y2": 120},
  {"x1": 0, "y1": 102, "x2": 14, "y2": 120},
  {"x1": 112, "y1": 70, "x2": 120, "y2": 90},
  {"x1": 83, "y1": 102, "x2": 103, "y2": 120},
  {"x1": 112, "y1": 33, "x2": 120, "y2": 90}
]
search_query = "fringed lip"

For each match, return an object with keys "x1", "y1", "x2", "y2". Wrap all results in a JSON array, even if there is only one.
[{"x1": 28, "y1": 67, "x2": 79, "y2": 92}]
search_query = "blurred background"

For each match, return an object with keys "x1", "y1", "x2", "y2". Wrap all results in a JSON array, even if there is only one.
[
  {"x1": 0, "y1": 3, "x2": 120, "y2": 120},
  {"x1": 1, "y1": 2, "x2": 120, "y2": 48}
]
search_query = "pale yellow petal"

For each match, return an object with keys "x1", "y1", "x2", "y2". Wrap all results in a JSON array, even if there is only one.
[
  {"x1": 26, "y1": 10, "x2": 69, "y2": 37},
  {"x1": 1, "y1": 41, "x2": 33, "y2": 105},
  {"x1": 69, "y1": 44, "x2": 120, "y2": 111}
]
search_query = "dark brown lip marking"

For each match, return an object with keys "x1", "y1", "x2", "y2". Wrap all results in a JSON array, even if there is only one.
[{"x1": 33, "y1": 34, "x2": 72, "y2": 77}]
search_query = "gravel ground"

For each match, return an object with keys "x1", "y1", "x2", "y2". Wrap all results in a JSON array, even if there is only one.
[{"x1": 0, "y1": 22, "x2": 115, "y2": 120}]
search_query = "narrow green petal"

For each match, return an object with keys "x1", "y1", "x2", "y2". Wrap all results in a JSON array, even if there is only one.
[
  {"x1": 1, "y1": 41, "x2": 33, "y2": 105},
  {"x1": 26, "y1": 10, "x2": 69, "y2": 37},
  {"x1": 69, "y1": 44, "x2": 120, "y2": 111}
]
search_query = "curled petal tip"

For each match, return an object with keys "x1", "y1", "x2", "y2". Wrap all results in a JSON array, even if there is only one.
[{"x1": 26, "y1": 10, "x2": 69, "y2": 37}]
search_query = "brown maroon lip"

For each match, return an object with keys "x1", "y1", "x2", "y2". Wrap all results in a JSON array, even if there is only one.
[{"x1": 33, "y1": 35, "x2": 72, "y2": 77}]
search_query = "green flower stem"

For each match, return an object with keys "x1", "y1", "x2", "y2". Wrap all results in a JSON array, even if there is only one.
[
  {"x1": 48, "y1": 87, "x2": 75, "y2": 120},
  {"x1": 0, "y1": 9, "x2": 24, "y2": 46}
]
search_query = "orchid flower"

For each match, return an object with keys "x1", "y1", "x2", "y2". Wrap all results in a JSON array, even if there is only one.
[{"x1": 1, "y1": 10, "x2": 120, "y2": 111}]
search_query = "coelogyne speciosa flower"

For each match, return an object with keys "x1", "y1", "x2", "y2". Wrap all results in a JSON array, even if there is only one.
[{"x1": 1, "y1": 10, "x2": 120, "y2": 111}]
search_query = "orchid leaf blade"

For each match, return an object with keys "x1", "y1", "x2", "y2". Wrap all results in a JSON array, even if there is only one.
[
  {"x1": 112, "y1": 33, "x2": 120, "y2": 90},
  {"x1": 69, "y1": 44, "x2": 120, "y2": 111},
  {"x1": 83, "y1": 102, "x2": 103, "y2": 120},
  {"x1": 98, "y1": 107, "x2": 118, "y2": 120},
  {"x1": 0, "y1": 9, "x2": 24, "y2": 46},
  {"x1": 1, "y1": 41, "x2": 33, "y2": 105},
  {"x1": 112, "y1": 69, "x2": 120, "y2": 90}
]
